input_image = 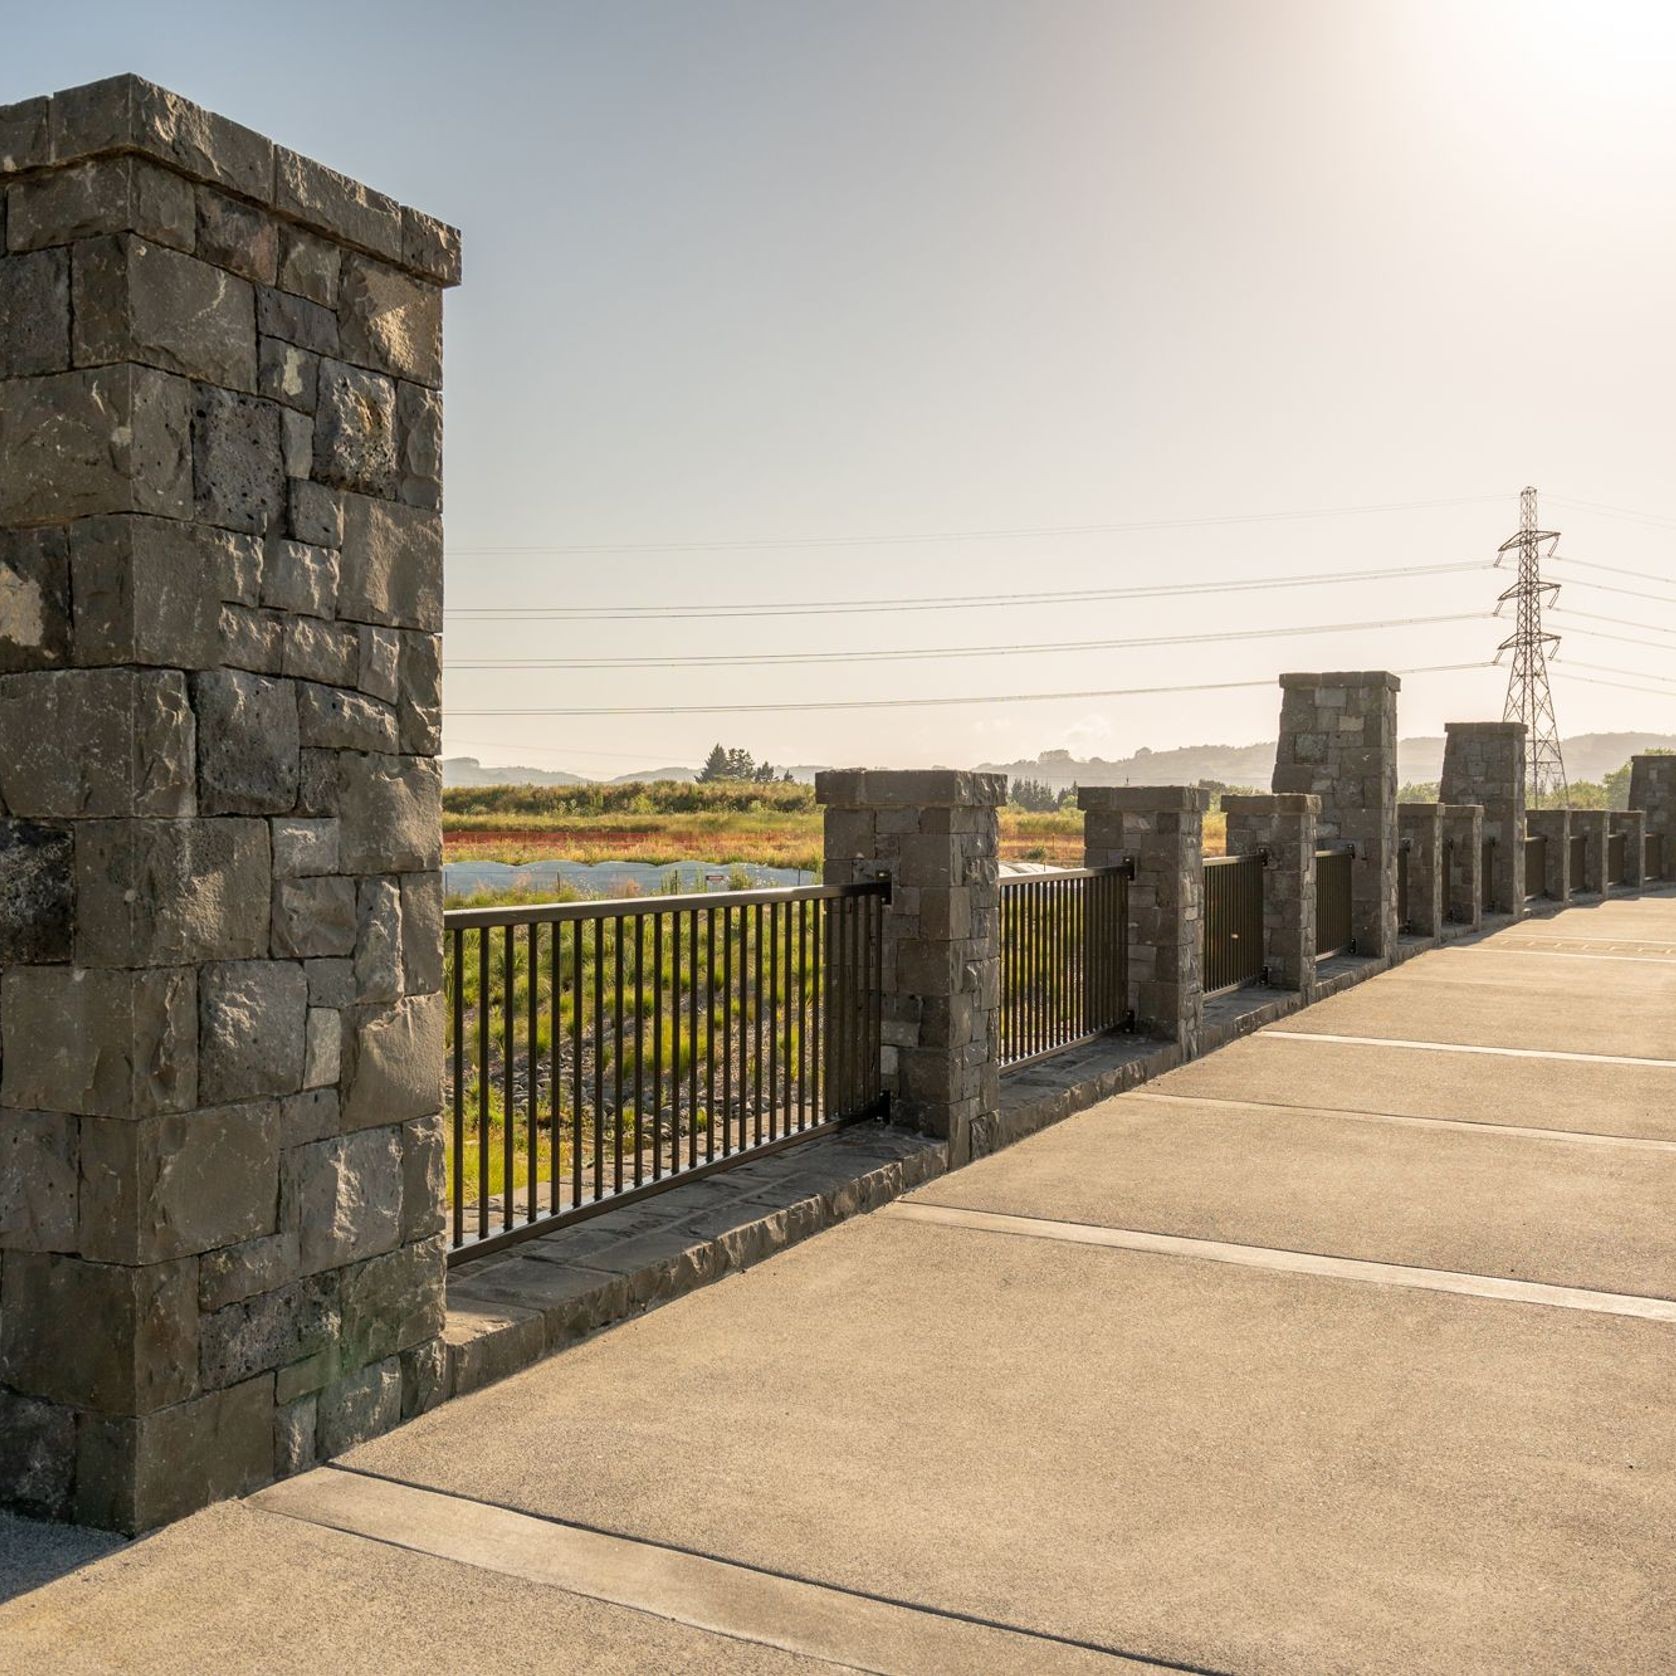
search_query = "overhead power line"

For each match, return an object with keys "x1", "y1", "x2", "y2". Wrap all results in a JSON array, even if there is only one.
[
  {"x1": 1548, "y1": 555, "x2": 1676, "y2": 588},
  {"x1": 446, "y1": 661, "x2": 1494, "y2": 718},
  {"x1": 443, "y1": 494, "x2": 1506, "y2": 557},
  {"x1": 1547, "y1": 495, "x2": 1676, "y2": 533},
  {"x1": 1556, "y1": 671, "x2": 1676, "y2": 701},
  {"x1": 1550, "y1": 607, "x2": 1676, "y2": 640},
  {"x1": 1556, "y1": 624, "x2": 1676, "y2": 655},
  {"x1": 444, "y1": 559, "x2": 1494, "y2": 623},
  {"x1": 1554, "y1": 657, "x2": 1676, "y2": 689},
  {"x1": 445, "y1": 611, "x2": 1489, "y2": 672}
]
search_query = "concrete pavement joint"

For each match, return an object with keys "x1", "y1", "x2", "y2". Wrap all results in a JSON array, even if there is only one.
[
  {"x1": 249, "y1": 1466, "x2": 1212, "y2": 1676},
  {"x1": 887, "y1": 1202, "x2": 1676, "y2": 1322},
  {"x1": 1259, "y1": 1031, "x2": 1676, "y2": 1068},
  {"x1": 1122, "y1": 1089, "x2": 1676, "y2": 1151},
  {"x1": 1438, "y1": 947, "x2": 1676, "y2": 967}
]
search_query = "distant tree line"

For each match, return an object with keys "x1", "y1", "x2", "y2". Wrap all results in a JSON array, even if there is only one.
[{"x1": 698, "y1": 744, "x2": 794, "y2": 784}]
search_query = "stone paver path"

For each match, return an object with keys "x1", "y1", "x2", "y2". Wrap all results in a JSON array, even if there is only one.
[{"x1": 5, "y1": 893, "x2": 1674, "y2": 1674}]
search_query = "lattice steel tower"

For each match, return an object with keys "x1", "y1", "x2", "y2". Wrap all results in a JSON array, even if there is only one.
[{"x1": 1497, "y1": 485, "x2": 1567, "y2": 804}]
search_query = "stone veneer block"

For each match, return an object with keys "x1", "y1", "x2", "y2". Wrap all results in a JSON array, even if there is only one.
[
  {"x1": 0, "y1": 74, "x2": 457, "y2": 1532},
  {"x1": 1274, "y1": 672, "x2": 1400, "y2": 959},
  {"x1": 1440, "y1": 722, "x2": 1527, "y2": 917},
  {"x1": 1079, "y1": 786, "x2": 1206, "y2": 1053}
]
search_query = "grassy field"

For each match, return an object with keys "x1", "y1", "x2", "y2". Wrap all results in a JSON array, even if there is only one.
[{"x1": 442, "y1": 787, "x2": 1228, "y2": 873}]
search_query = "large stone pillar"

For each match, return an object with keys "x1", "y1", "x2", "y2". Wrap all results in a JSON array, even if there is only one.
[
  {"x1": 1079, "y1": 787, "x2": 1206, "y2": 1055},
  {"x1": 1397, "y1": 803, "x2": 1444, "y2": 937},
  {"x1": 816, "y1": 771, "x2": 1002, "y2": 1167},
  {"x1": 1439, "y1": 804, "x2": 1483, "y2": 927},
  {"x1": 1223, "y1": 794, "x2": 1318, "y2": 996},
  {"x1": 1440, "y1": 723, "x2": 1526, "y2": 917},
  {"x1": 1629, "y1": 755, "x2": 1676, "y2": 880},
  {"x1": 1525, "y1": 808, "x2": 1571, "y2": 903},
  {"x1": 1273, "y1": 672, "x2": 1400, "y2": 959},
  {"x1": 0, "y1": 76, "x2": 458, "y2": 1531}
]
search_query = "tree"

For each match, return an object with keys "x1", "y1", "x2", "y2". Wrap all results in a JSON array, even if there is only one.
[
  {"x1": 1009, "y1": 777, "x2": 1058, "y2": 812},
  {"x1": 697, "y1": 743, "x2": 731, "y2": 783}
]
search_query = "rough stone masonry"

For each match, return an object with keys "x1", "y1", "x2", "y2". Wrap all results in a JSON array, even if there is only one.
[
  {"x1": 0, "y1": 76, "x2": 459, "y2": 1530},
  {"x1": 1272, "y1": 672, "x2": 1399, "y2": 958}
]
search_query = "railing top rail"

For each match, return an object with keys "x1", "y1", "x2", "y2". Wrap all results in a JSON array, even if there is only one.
[
  {"x1": 444, "y1": 878, "x2": 888, "y2": 929},
  {"x1": 1315, "y1": 845, "x2": 1354, "y2": 859},
  {"x1": 998, "y1": 865, "x2": 1131, "y2": 886},
  {"x1": 1204, "y1": 853, "x2": 1263, "y2": 868}
]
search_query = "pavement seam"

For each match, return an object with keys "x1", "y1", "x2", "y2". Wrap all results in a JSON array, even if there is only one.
[
  {"x1": 1258, "y1": 1031, "x2": 1676, "y2": 1068},
  {"x1": 885, "y1": 1202, "x2": 1676, "y2": 1322},
  {"x1": 1437, "y1": 947, "x2": 1676, "y2": 966},
  {"x1": 248, "y1": 1466, "x2": 1217, "y2": 1676},
  {"x1": 1120, "y1": 1089, "x2": 1676, "y2": 1151}
]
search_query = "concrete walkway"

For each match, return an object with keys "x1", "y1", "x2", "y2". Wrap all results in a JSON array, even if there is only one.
[{"x1": 5, "y1": 893, "x2": 1674, "y2": 1673}]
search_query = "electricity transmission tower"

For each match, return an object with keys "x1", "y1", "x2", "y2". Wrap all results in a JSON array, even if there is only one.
[{"x1": 1497, "y1": 485, "x2": 1567, "y2": 804}]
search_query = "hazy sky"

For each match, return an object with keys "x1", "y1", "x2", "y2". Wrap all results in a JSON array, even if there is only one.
[{"x1": 11, "y1": 2, "x2": 1676, "y2": 774}]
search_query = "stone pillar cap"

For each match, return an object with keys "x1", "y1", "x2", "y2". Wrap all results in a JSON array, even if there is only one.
[
  {"x1": 1443, "y1": 720, "x2": 1526, "y2": 736},
  {"x1": 815, "y1": 768, "x2": 1007, "y2": 809},
  {"x1": 0, "y1": 74, "x2": 460, "y2": 286},
  {"x1": 1222, "y1": 792, "x2": 1321, "y2": 814},
  {"x1": 1279, "y1": 671, "x2": 1402, "y2": 691},
  {"x1": 1076, "y1": 785, "x2": 1211, "y2": 813}
]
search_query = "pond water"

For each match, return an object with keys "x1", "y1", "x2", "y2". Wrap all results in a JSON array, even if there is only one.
[{"x1": 444, "y1": 857, "x2": 817, "y2": 902}]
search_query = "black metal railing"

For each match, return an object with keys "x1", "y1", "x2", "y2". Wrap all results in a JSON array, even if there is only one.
[
  {"x1": 444, "y1": 881, "x2": 887, "y2": 1260},
  {"x1": 1397, "y1": 840, "x2": 1411, "y2": 932},
  {"x1": 1524, "y1": 833, "x2": 1547, "y2": 900},
  {"x1": 999, "y1": 867, "x2": 1131, "y2": 1068},
  {"x1": 1570, "y1": 831, "x2": 1587, "y2": 892},
  {"x1": 1649, "y1": 833, "x2": 1665, "y2": 881},
  {"x1": 1316, "y1": 847, "x2": 1353, "y2": 957},
  {"x1": 1609, "y1": 830, "x2": 1627, "y2": 885},
  {"x1": 1204, "y1": 854, "x2": 1264, "y2": 994}
]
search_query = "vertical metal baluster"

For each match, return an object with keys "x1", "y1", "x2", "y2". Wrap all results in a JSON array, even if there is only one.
[
  {"x1": 872, "y1": 889, "x2": 883, "y2": 1104},
  {"x1": 782, "y1": 899, "x2": 794, "y2": 1135},
  {"x1": 752, "y1": 901, "x2": 764, "y2": 1145},
  {"x1": 633, "y1": 915, "x2": 645, "y2": 1188},
  {"x1": 613, "y1": 916, "x2": 625, "y2": 1195},
  {"x1": 766, "y1": 901, "x2": 779, "y2": 1142},
  {"x1": 527, "y1": 922, "x2": 539, "y2": 1225},
  {"x1": 687, "y1": 907, "x2": 699, "y2": 1170},
  {"x1": 592, "y1": 916, "x2": 604, "y2": 1201},
  {"x1": 713, "y1": 911, "x2": 727, "y2": 1159},
  {"x1": 846, "y1": 895, "x2": 859, "y2": 1113},
  {"x1": 705, "y1": 908, "x2": 717, "y2": 1162},
  {"x1": 477, "y1": 928, "x2": 489, "y2": 1240},
  {"x1": 810, "y1": 897, "x2": 823, "y2": 1122},
  {"x1": 501, "y1": 926, "x2": 514, "y2": 1230},
  {"x1": 797, "y1": 899, "x2": 809, "y2": 1128},
  {"x1": 999, "y1": 887, "x2": 1010, "y2": 1063},
  {"x1": 829, "y1": 898, "x2": 843, "y2": 1117},
  {"x1": 571, "y1": 920, "x2": 583, "y2": 1211},
  {"x1": 670, "y1": 910, "x2": 682, "y2": 1181},
  {"x1": 547, "y1": 918, "x2": 558, "y2": 1215},
  {"x1": 652, "y1": 912, "x2": 664, "y2": 1183},
  {"x1": 451, "y1": 926, "x2": 463, "y2": 1248}
]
